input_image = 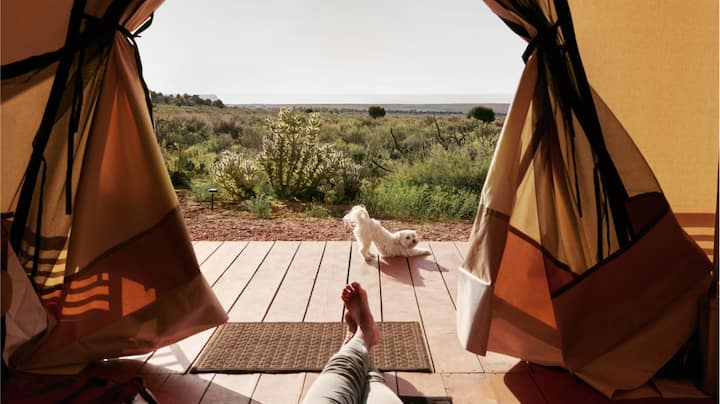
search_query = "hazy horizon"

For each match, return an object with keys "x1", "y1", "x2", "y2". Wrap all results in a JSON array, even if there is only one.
[
  {"x1": 204, "y1": 93, "x2": 514, "y2": 105},
  {"x1": 139, "y1": 0, "x2": 527, "y2": 106}
]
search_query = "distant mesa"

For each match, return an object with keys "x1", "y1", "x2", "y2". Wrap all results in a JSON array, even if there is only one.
[{"x1": 199, "y1": 94, "x2": 220, "y2": 102}]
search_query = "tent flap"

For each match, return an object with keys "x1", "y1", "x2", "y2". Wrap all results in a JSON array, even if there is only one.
[
  {"x1": 1, "y1": 0, "x2": 226, "y2": 373},
  {"x1": 459, "y1": 0, "x2": 716, "y2": 397}
]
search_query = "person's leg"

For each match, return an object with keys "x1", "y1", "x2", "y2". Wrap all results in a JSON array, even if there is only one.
[
  {"x1": 363, "y1": 364, "x2": 403, "y2": 404},
  {"x1": 301, "y1": 336, "x2": 370, "y2": 404},
  {"x1": 301, "y1": 283, "x2": 383, "y2": 404}
]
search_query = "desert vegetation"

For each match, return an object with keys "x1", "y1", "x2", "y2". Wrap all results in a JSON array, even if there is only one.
[{"x1": 155, "y1": 100, "x2": 501, "y2": 220}]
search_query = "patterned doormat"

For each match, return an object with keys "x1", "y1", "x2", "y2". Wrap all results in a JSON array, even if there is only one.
[{"x1": 191, "y1": 322, "x2": 432, "y2": 373}]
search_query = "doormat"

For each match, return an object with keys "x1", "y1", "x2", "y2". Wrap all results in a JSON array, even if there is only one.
[{"x1": 191, "y1": 322, "x2": 432, "y2": 373}]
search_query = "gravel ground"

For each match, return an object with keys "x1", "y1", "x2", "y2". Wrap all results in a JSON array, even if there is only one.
[{"x1": 181, "y1": 201, "x2": 474, "y2": 242}]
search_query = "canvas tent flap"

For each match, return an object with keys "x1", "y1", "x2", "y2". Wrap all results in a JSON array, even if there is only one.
[
  {"x1": 2, "y1": 221, "x2": 49, "y2": 365},
  {"x1": 1, "y1": 0, "x2": 227, "y2": 373},
  {"x1": 459, "y1": 0, "x2": 716, "y2": 397}
]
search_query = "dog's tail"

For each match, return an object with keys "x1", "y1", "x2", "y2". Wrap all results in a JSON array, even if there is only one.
[{"x1": 343, "y1": 205, "x2": 369, "y2": 227}]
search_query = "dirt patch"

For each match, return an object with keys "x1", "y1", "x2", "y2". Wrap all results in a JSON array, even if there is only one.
[{"x1": 181, "y1": 199, "x2": 473, "y2": 242}]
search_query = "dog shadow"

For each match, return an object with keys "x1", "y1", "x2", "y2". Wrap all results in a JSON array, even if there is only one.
[{"x1": 376, "y1": 252, "x2": 450, "y2": 287}]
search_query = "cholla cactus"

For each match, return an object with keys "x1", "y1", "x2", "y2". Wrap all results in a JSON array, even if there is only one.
[
  {"x1": 260, "y1": 108, "x2": 359, "y2": 200},
  {"x1": 210, "y1": 151, "x2": 263, "y2": 200}
]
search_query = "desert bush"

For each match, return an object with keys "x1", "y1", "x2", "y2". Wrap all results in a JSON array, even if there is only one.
[
  {"x1": 368, "y1": 106, "x2": 386, "y2": 119},
  {"x1": 209, "y1": 151, "x2": 264, "y2": 201},
  {"x1": 245, "y1": 194, "x2": 272, "y2": 218},
  {"x1": 467, "y1": 105, "x2": 495, "y2": 122},
  {"x1": 169, "y1": 170, "x2": 192, "y2": 189},
  {"x1": 360, "y1": 180, "x2": 479, "y2": 220},
  {"x1": 304, "y1": 204, "x2": 331, "y2": 218},
  {"x1": 191, "y1": 178, "x2": 220, "y2": 202},
  {"x1": 392, "y1": 144, "x2": 489, "y2": 192},
  {"x1": 260, "y1": 108, "x2": 360, "y2": 201}
]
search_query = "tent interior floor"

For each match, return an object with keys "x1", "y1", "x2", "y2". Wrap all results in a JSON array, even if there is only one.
[{"x1": 4, "y1": 241, "x2": 714, "y2": 404}]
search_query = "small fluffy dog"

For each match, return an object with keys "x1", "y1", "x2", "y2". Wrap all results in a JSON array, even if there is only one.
[{"x1": 343, "y1": 205, "x2": 431, "y2": 261}]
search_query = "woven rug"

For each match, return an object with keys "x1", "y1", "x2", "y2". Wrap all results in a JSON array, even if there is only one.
[{"x1": 192, "y1": 322, "x2": 432, "y2": 373}]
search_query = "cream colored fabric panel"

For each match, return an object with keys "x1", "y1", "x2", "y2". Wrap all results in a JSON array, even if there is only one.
[
  {"x1": 571, "y1": 0, "x2": 718, "y2": 213},
  {"x1": 122, "y1": 0, "x2": 165, "y2": 31},
  {"x1": 1, "y1": 76, "x2": 54, "y2": 210},
  {"x1": 481, "y1": 56, "x2": 538, "y2": 215},
  {"x1": 509, "y1": 163, "x2": 539, "y2": 241},
  {"x1": 67, "y1": 32, "x2": 177, "y2": 273}
]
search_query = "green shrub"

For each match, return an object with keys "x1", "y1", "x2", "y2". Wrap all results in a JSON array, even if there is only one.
[
  {"x1": 245, "y1": 194, "x2": 272, "y2": 218},
  {"x1": 360, "y1": 180, "x2": 479, "y2": 220},
  {"x1": 467, "y1": 105, "x2": 495, "y2": 122},
  {"x1": 392, "y1": 144, "x2": 489, "y2": 192},
  {"x1": 209, "y1": 151, "x2": 264, "y2": 201},
  {"x1": 169, "y1": 170, "x2": 192, "y2": 189},
  {"x1": 368, "y1": 106, "x2": 386, "y2": 119},
  {"x1": 191, "y1": 178, "x2": 220, "y2": 202},
  {"x1": 304, "y1": 204, "x2": 331, "y2": 218},
  {"x1": 260, "y1": 108, "x2": 360, "y2": 201}
]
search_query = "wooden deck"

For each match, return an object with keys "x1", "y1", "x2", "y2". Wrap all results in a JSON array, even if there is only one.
[{"x1": 91, "y1": 240, "x2": 712, "y2": 404}]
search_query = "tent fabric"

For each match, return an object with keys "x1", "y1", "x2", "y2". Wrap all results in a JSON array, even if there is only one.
[
  {"x1": 1, "y1": 0, "x2": 227, "y2": 373},
  {"x1": 458, "y1": 0, "x2": 716, "y2": 398}
]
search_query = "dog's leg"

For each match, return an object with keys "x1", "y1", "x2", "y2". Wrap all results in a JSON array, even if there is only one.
[
  {"x1": 405, "y1": 247, "x2": 431, "y2": 257},
  {"x1": 359, "y1": 240, "x2": 376, "y2": 262}
]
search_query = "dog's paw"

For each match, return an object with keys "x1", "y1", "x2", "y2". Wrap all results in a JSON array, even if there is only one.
[{"x1": 363, "y1": 253, "x2": 377, "y2": 262}]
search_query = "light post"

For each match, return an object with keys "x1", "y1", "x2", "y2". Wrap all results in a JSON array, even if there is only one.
[{"x1": 208, "y1": 188, "x2": 218, "y2": 210}]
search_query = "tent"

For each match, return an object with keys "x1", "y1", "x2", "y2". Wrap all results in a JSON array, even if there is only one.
[
  {"x1": 1, "y1": 0, "x2": 227, "y2": 373},
  {"x1": 457, "y1": 0, "x2": 718, "y2": 398}
]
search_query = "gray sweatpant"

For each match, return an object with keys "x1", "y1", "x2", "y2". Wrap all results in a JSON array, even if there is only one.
[{"x1": 301, "y1": 337, "x2": 403, "y2": 404}]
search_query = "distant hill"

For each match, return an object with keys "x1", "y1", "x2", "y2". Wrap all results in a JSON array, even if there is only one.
[
  {"x1": 151, "y1": 91, "x2": 225, "y2": 108},
  {"x1": 198, "y1": 94, "x2": 220, "y2": 102},
  {"x1": 229, "y1": 103, "x2": 509, "y2": 116}
]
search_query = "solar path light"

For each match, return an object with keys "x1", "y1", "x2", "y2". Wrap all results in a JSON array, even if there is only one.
[{"x1": 208, "y1": 188, "x2": 218, "y2": 210}]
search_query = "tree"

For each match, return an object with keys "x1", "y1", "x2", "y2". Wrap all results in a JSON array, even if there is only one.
[
  {"x1": 467, "y1": 105, "x2": 495, "y2": 122},
  {"x1": 368, "y1": 106, "x2": 386, "y2": 119}
]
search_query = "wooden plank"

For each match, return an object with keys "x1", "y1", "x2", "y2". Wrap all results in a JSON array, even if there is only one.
[
  {"x1": 454, "y1": 241, "x2": 470, "y2": 259},
  {"x1": 200, "y1": 374, "x2": 260, "y2": 404},
  {"x1": 383, "y1": 372, "x2": 399, "y2": 395},
  {"x1": 377, "y1": 254, "x2": 421, "y2": 399},
  {"x1": 488, "y1": 372, "x2": 546, "y2": 403},
  {"x1": 441, "y1": 373, "x2": 493, "y2": 404},
  {"x1": 265, "y1": 241, "x2": 325, "y2": 322},
  {"x1": 481, "y1": 351, "x2": 527, "y2": 374},
  {"x1": 193, "y1": 241, "x2": 222, "y2": 266},
  {"x1": 251, "y1": 373, "x2": 305, "y2": 403},
  {"x1": 299, "y1": 373, "x2": 320, "y2": 403},
  {"x1": 200, "y1": 241, "x2": 247, "y2": 286},
  {"x1": 137, "y1": 373, "x2": 170, "y2": 397},
  {"x1": 429, "y1": 242, "x2": 464, "y2": 307},
  {"x1": 347, "y1": 242, "x2": 382, "y2": 321},
  {"x1": 152, "y1": 373, "x2": 213, "y2": 404},
  {"x1": 378, "y1": 256, "x2": 421, "y2": 322},
  {"x1": 396, "y1": 372, "x2": 447, "y2": 397},
  {"x1": 213, "y1": 241, "x2": 274, "y2": 313},
  {"x1": 228, "y1": 241, "x2": 300, "y2": 322},
  {"x1": 305, "y1": 241, "x2": 352, "y2": 322},
  {"x1": 142, "y1": 243, "x2": 271, "y2": 374},
  {"x1": 409, "y1": 243, "x2": 483, "y2": 372},
  {"x1": 143, "y1": 327, "x2": 216, "y2": 373}
]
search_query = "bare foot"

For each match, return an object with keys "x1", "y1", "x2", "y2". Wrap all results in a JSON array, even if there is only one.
[
  {"x1": 343, "y1": 311, "x2": 357, "y2": 344},
  {"x1": 341, "y1": 282, "x2": 380, "y2": 346}
]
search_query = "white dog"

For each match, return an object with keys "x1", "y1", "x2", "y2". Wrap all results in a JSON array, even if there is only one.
[{"x1": 343, "y1": 205, "x2": 431, "y2": 261}]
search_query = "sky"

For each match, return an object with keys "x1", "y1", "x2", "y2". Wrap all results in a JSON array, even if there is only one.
[{"x1": 138, "y1": 0, "x2": 527, "y2": 104}]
